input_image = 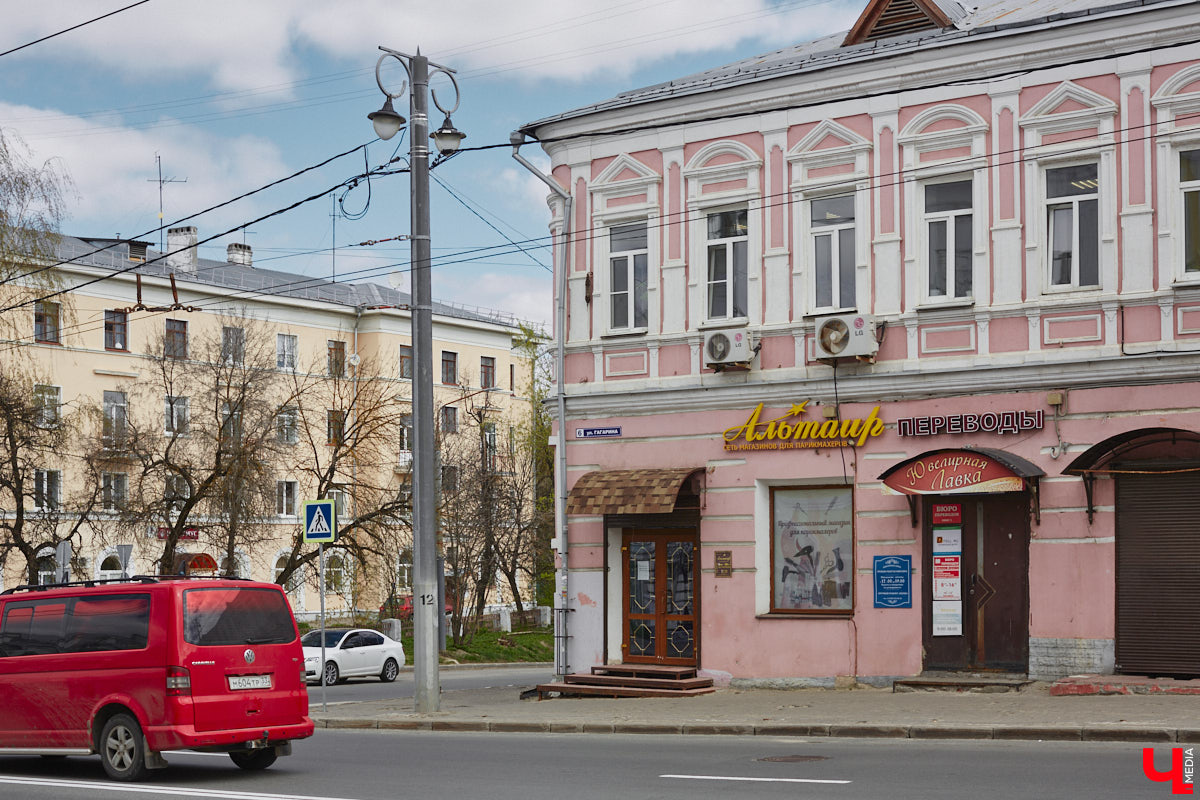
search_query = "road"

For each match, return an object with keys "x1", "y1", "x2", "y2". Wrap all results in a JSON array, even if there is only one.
[
  {"x1": 0, "y1": 729, "x2": 1180, "y2": 799},
  {"x1": 306, "y1": 665, "x2": 553, "y2": 706}
]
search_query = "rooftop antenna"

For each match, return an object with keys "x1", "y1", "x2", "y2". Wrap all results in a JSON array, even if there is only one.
[{"x1": 147, "y1": 153, "x2": 187, "y2": 252}]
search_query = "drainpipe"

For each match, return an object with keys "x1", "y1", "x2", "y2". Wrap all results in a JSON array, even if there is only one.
[{"x1": 510, "y1": 131, "x2": 572, "y2": 678}]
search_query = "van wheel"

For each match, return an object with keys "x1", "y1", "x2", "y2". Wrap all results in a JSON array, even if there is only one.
[
  {"x1": 322, "y1": 661, "x2": 340, "y2": 686},
  {"x1": 100, "y1": 713, "x2": 147, "y2": 781},
  {"x1": 380, "y1": 658, "x2": 399, "y2": 682},
  {"x1": 230, "y1": 749, "x2": 278, "y2": 770}
]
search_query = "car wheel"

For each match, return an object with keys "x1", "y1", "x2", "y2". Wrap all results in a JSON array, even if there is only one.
[
  {"x1": 100, "y1": 713, "x2": 148, "y2": 782},
  {"x1": 380, "y1": 658, "x2": 399, "y2": 682},
  {"x1": 322, "y1": 660, "x2": 340, "y2": 686},
  {"x1": 230, "y1": 749, "x2": 278, "y2": 771}
]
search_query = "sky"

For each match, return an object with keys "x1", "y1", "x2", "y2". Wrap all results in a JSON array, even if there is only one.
[{"x1": 0, "y1": 0, "x2": 861, "y2": 329}]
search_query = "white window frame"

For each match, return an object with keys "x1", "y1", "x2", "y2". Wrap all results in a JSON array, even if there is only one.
[
  {"x1": 1044, "y1": 163, "x2": 1100, "y2": 290},
  {"x1": 920, "y1": 176, "x2": 977, "y2": 303},
  {"x1": 590, "y1": 154, "x2": 662, "y2": 338},
  {"x1": 102, "y1": 472, "x2": 127, "y2": 511},
  {"x1": 703, "y1": 208, "x2": 750, "y2": 322},
  {"x1": 33, "y1": 468, "x2": 61, "y2": 511},
  {"x1": 683, "y1": 140, "x2": 763, "y2": 328},
  {"x1": 326, "y1": 487, "x2": 348, "y2": 521},
  {"x1": 277, "y1": 333, "x2": 297, "y2": 371},
  {"x1": 276, "y1": 480, "x2": 297, "y2": 517},
  {"x1": 1019, "y1": 81, "x2": 1117, "y2": 297},
  {"x1": 804, "y1": 193, "x2": 858, "y2": 313},
  {"x1": 165, "y1": 474, "x2": 190, "y2": 516},
  {"x1": 96, "y1": 550, "x2": 126, "y2": 581},
  {"x1": 222, "y1": 326, "x2": 245, "y2": 365},
  {"x1": 602, "y1": 221, "x2": 651, "y2": 334},
  {"x1": 34, "y1": 384, "x2": 60, "y2": 428},
  {"x1": 1151, "y1": 64, "x2": 1200, "y2": 286},
  {"x1": 165, "y1": 395, "x2": 189, "y2": 436},
  {"x1": 276, "y1": 406, "x2": 298, "y2": 445},
  {"x1": 103, "y1": 391, "x2": 127, "y2": 444}
]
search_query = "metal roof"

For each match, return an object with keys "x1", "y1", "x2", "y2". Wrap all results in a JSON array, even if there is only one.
[
  {"x1": 522, "y1": 0, "x2": 1187, "y2": 132},
  {"x1": 51, "y1": 235, "x2": 527, "y2": 330}
]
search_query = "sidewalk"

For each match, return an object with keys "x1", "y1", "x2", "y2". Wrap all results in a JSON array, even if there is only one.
[{"x1": 311, "y1": 666, "x2": 1200, "y2": 744}]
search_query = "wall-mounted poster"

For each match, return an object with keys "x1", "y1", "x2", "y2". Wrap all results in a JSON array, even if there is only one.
[{"x1": 772, "y1": 486, "x2": 853, "y2": 613}]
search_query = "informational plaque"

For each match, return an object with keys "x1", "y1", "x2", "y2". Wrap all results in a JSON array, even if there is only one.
[{"x1": 714, "y1": 551, "x2": 732, "y2": 578}]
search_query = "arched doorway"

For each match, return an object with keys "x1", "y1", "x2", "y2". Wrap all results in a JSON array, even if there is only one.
[
  {"x1": 1064, "y1": 428, "x2": 1200, "y2": 677},
  {"x1": 880, "y1": 447, "x2": 1043, "y2": 672}
]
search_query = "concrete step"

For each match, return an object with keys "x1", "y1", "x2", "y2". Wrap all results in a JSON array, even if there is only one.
[
  {"x1": 565, "y1": 673, "x2": 713, "y2": 690},
  {"x1": 591, "y1": 664, "x2": 698, "y2": 679},
  {"x1": 893, "y1": 674, "x2": 1032, "y2": 693},
  {"x1": 535, "y1": 681, "x2": 716, "y2": 700}
]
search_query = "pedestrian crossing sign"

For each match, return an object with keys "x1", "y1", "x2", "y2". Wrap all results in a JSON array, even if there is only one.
[{"x1": 302, "y1": 500, "x2": 337, "y2": 543}]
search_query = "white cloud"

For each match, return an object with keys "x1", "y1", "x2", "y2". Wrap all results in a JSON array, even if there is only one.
[
  {"x1": 437, "y1": 269, "x2": 552, "y2": 329},
  {"x1": 8, "y1": 1, "x2": 861, "y2": 93},
  {"x1": 0, "y1": 103, "x2": 290, "y2": 241}
]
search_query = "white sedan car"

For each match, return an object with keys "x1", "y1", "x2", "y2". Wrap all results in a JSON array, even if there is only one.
[{"x1": 301, "y1": 627, "x2": 406, "y2": 685}]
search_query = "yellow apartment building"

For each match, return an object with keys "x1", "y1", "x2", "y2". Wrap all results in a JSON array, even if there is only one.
[{"x1": 1, "y1": 226, "x2": 539, "y2": 620}]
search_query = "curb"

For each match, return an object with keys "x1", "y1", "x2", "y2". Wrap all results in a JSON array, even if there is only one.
[
  {"x1": 397, "y1": 662, "x2": 553, "y2": 673},
  {"x1": 311, "y1": 717, "x2": 1189, "y2": 743}
]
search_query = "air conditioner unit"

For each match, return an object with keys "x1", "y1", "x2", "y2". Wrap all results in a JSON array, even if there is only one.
[
  {"x1": 703, "y1": 328, "x2": 753, "y2": 368},
  {"x1": 813, "y1": 313, "x2": 878, "y2": 360}
]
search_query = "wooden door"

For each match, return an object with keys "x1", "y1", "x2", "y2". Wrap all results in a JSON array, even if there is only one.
[
  {"x1": 924, "y1": 496, "x2": 1029, "y2": 671},
  {"x1": 621, "y1": 529, "x2": 698, "y2": 665}
]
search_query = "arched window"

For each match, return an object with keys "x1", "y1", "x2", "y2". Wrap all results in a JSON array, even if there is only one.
[
  {"x1": 35, "y1": 549, "x2": 56, "y2": 585},
  {"x1": 274, "y1": 555, "x2": 301, "y2": 595},
  {"x1": 99, "y1": 554, "x2": 124, "y2": 581}
]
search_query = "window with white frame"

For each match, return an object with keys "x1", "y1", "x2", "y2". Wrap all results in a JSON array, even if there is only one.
[
  {"x1": 276, "y1": 480, "x2": 297, "y2": 516},
  {"x1": 222, "y1": 326, "x2": 245, "y2": 365},
  {"x1": 277, "y1": 334, "x2": 297, "y2": 370},
  {"x1": 810, "y1": 195, "x2": 856, "y2": 310},
  {"x1": 326, "y1": 487, "x2": 347, "y2": 519},
  {"x1": 34, "y1": 385, "x2": 60, "y2": 427},
  {"x1": 34, "y1": 469, "x2": 61, "y2": 510},
  {"x1": 324, "y1": 553, "x2": 346, "y2": 593},
  {"x1": 36, "y1": 548, "x2": 56, "y2": 585},
  {"x1": 609, "y1": 222, "x2": 649, "y2": 330},
  {"x1": 165, "y1": 395, "x2": 189, "y2": 436},
  {"x1": 399, "y1": 414, "x2": 413, "y2": 454},
  {"x1": 275, "y1": 554, "x2": 302, "y2": 595},
  {"x1": 276, "y1": 406, "x2": 298, "y2": 444},
  {"x1": 1046, "y1": 164, "x2": 1099, "y2": 289},
  {"x1": 923, "y1": 179, "x2": 973, "y2": 300},
  {"x1": 99, "y1": 554, "x2": 124, "y2": 580},
  {"x1": 705, "y1": 210, "x2": 748, "y2": 320},
  {"x1": 102, "y1": 472, "x2": 127, "y2": 510},
  {"x1": 103, "y1": 391, "x2": 127, "y2": 445},
  {"x1": 35, "y1": 301, "x2": 60, "y2": 343},
  {"x1": 165, "y1": 474, "x2": 190, "y2": 515},
  {"x1": 398, "y1": 345, "x2": 413, "y2": 379},
  {"x1": 1182, "y1": 148, "x2": 1200, "y2": 275}
]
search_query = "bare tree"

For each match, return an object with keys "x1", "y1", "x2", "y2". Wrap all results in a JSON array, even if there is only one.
[
  {"x1": 275, "y1": 348, "x2": 412, "y2": 603},
  {"x1": 86, "y1": 317, "x2": 292, "y2": 576}
]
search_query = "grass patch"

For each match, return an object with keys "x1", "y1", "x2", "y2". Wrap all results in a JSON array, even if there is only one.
[{"x1": 400, "y1": 626, "x2": 554, "y2": 664}]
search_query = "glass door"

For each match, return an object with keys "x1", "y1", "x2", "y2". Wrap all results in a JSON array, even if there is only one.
[{"x1": 622, "y1": 529, "x2": 698, "y2": 665}]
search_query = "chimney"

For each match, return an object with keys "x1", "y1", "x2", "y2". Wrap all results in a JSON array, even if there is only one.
[
  {"x1": 227, "y1": 242, "x2": 252, "y2": 267},
  {"x1": 166, "y1": 226, "x2": 198, "y2": 273}
]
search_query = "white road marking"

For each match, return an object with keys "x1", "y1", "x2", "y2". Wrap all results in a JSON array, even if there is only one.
[
  {"x1": 0, "y1": 776, "x2": 365, "y2": 800},
  {"x1": 661, "y1": 774, "x2": 851, "y2": 785}
]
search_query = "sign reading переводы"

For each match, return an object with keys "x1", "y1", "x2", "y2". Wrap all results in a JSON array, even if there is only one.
[{"x1": 722, "y1": 401, "x2": 885, "y2": 452}]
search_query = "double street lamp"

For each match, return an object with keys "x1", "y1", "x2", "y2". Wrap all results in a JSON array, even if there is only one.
[{"x1": 369, "y1": 46, "x2": 465, "y2": 713}]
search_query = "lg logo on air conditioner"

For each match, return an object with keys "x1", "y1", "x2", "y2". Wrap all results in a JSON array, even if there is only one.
[{"x1": 1144, "y1": 748, "x2": 1195, "y2": 795}]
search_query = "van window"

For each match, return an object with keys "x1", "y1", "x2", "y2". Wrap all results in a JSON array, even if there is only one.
[
  {"x1": 183, "y1": 587, "x2": 295, "y2": 646},
  {"x1": 63, "y1": 595, "x2": 150, "y2": 653},
  {"x1": 0, "y1": 600, "x2": 68, "y2": 656}
]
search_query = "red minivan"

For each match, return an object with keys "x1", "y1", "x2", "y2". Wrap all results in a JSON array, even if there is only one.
[{"x1": 0, "y1": 576, "x2": 314, "y2": 781}]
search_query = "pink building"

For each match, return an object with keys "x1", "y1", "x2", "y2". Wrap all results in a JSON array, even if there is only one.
[{"x1": 519, "y1": 0, "x2": 1200, "y2": 685}]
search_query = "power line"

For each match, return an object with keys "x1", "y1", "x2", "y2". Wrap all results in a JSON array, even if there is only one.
[
  {"x1": 0, "y1": 140, "x2": 377, "y2": 288},
  {"x1": 430, "y1": 171, "x2": 551, "y2": 273},
  {"x1": 0, "y1": 0, "x2": 153, "y2": 59}
]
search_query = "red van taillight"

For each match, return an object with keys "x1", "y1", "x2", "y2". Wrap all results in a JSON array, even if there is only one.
[{"x1": 167, "y1": 666, "x2": 192, "y2": 696}]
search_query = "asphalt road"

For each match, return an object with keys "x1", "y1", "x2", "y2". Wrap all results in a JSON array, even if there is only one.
[
  {"x1": 306, "y1": 665, "x2": 553, "y2": 706},
  {"x1": 0, "y1": 729, "x2": 1182, "y2": 799}
]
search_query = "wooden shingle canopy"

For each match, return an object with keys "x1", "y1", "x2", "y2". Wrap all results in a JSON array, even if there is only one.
[
  {"x1": 843, "y1": 0, "x2": 953, "y2": 46},
  {"x1": 567, "y1": 468, "x2": 703, "y2": 516}
]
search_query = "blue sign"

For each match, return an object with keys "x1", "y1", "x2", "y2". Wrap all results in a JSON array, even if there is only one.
[
  {"x1": 575, "y1": 426, "x2": 622, "y2": 439},
  {"x1": 873, "y1": 555, "x2": 912, "y2": 608},
  {"x1": 302, "y1": 500, "x2": 337, "y2": 543}
]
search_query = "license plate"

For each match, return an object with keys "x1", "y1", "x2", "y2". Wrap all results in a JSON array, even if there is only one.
[{"x1": 228, "y1": 674, "x2": 272, "y2": 691}]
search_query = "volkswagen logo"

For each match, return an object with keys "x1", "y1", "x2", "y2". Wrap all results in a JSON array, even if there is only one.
[{"x1": 243, "y1": 648, "x2": 256, "y2": 665}]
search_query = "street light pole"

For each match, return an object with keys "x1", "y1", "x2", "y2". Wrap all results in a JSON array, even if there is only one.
[{"x1": 370, "y1": 46, "x2": 465, "y2": 714}]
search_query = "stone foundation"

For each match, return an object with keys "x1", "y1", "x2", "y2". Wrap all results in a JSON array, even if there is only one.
[{"x1": 1028, "y1": 637, "x2": 1115, "y2": 680}]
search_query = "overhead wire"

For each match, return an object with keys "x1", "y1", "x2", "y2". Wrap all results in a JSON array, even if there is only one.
[{"x1": 0, "y1": 0, "x2": 153, "y2": 59}]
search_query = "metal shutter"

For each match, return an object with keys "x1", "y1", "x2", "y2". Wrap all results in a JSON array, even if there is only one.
[{"x1": 1115, "y1": 473, "x2": 1200, "y2": 677}]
